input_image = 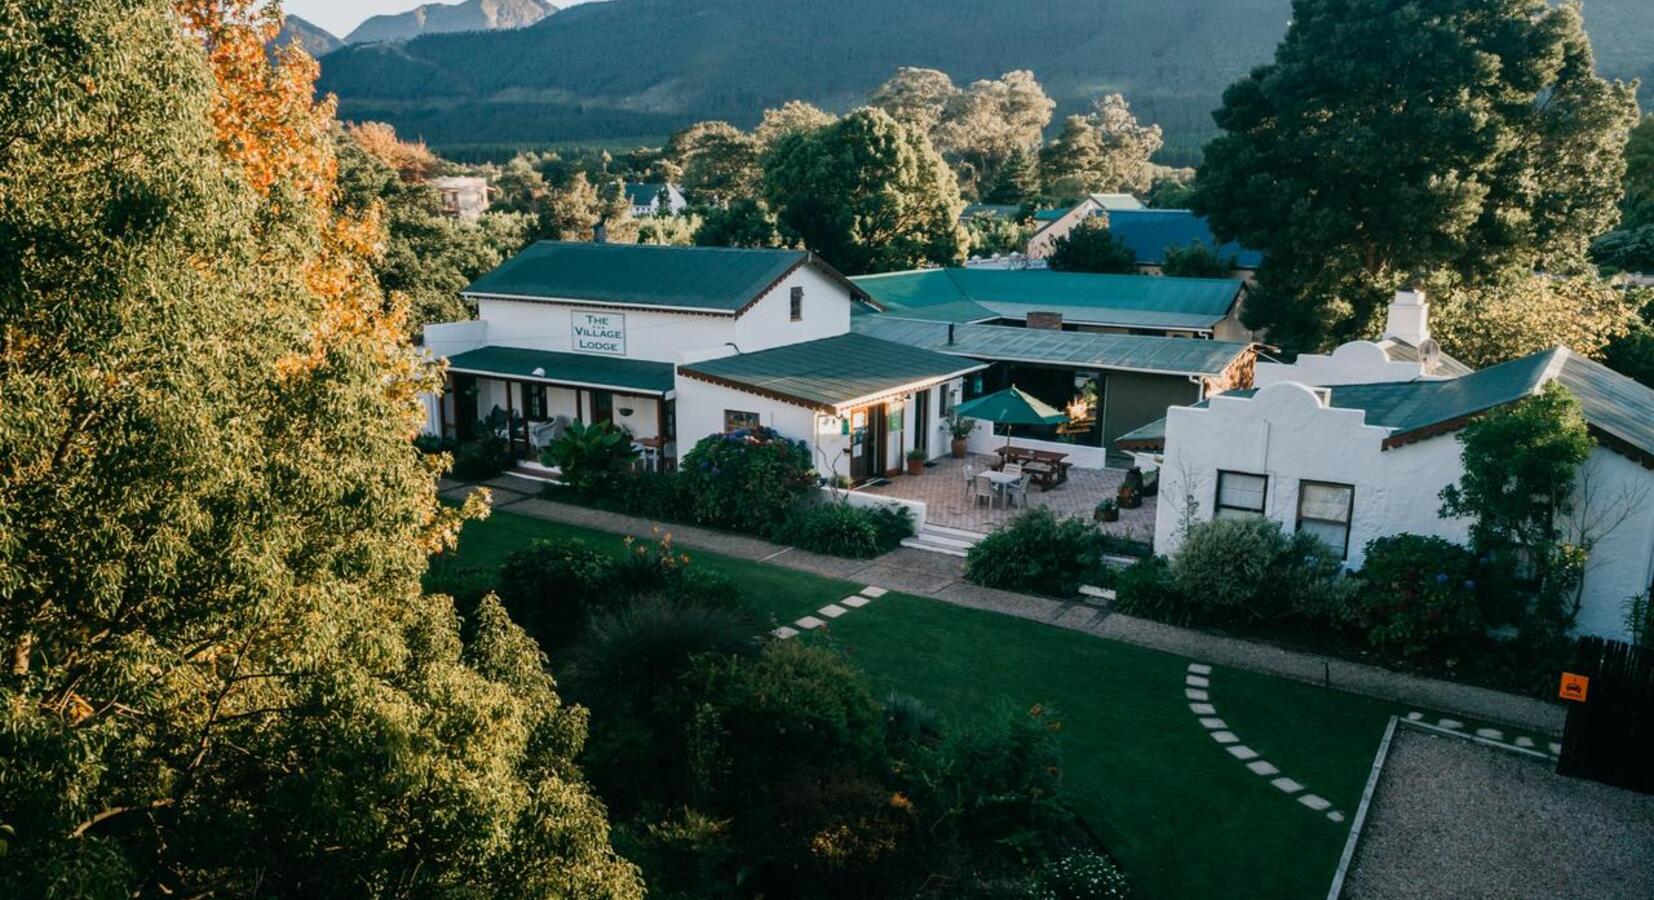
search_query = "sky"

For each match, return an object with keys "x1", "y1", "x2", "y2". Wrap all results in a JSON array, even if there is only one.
[{"x1": 285, "y1": 0, "x2": 590, "y2": 40}]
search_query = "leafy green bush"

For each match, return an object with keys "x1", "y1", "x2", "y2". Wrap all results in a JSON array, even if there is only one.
[
  {"x1": 544, "y1": 420, "x2": 639, "y2": 493},
  {"x1": 678, "y1": 426, "x2": 817, "y2": 535},
  {"x1": 1040, "y1": 851, "x2": 1130, "y2": 899},
  {"x1": 494, "y1": 538, "x2": 615, "y2": 644},
  {"x1": 564, "y1": 595, "x2": 760, "y2": 717},
  {"x1": 1168, "y1": 517, "x2": 1356, "y2": 625},
  {"x1": 609, "y1": 532, "x2": 743, "y2": 609},
  {"x1": 1348, "y1": 534, "x2": 1483, "y2": 655},
  {"x1": 1111, "y1": 556, "x2": 1184, "y2": 623},
  {"x1": 448, "y1": 432, "x2": 515, "y2": 481},
  {"x1": 924, "y1": 702, "x2": 1072, "y2": 863},
  {"x1": 607, "y1": 469, "x2": 692, "y2": 520},
  {"x1": 776, "y1": 501, "x2": 915, "y2": 558},
  {"x1": 965, "y1": 508, "x2": 1104, "y2": 597}
]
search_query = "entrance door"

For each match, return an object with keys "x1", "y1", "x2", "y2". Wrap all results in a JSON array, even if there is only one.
[
  {"x1": 453, "y1": 374, "x2": 478, "y2": 440},
  {"x1": 591, "y1": 390, "x2": 614, "y2": 426},
  {"x1": 913, "y1": 390, "x2": 930, "y2": 457},
  {"x1": 849, "y1": 405, "x2": 887, "y2": 482}
]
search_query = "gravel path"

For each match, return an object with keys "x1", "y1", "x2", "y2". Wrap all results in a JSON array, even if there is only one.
[
  {"x1": 445, "y1": 476, "x2": 1565, "y2": 733},
  {"x1": 1342, "y1": 727, "x2": 1654, "y2": 900}
]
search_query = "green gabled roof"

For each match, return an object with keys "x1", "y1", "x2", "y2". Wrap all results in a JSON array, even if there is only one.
[
  {"x1": 1089, "y1": 193, "x2": 1145, "y2": 210},
  {"x1": 445, "y1": 345, "x2": 676, "y2": 395},
  {"x1": 1114, "y1": 416, "x2": 1167, "y2": 450},
  {"x1": 463, "y1": 242, "x2": 816, "y2": 313},
  {"x1": 852, "y1": 316, "x2": 1251, "y2": 377},
  {"x1": 677, "y1": 333, "x2": 985, "y2": 411},
  {"x1": 1554, "y1": 352, "x2": 1654, "y2": 463},
  {"x1": 1032, "y1": 208, "x2": 1068, "y2": 222},
  {"x1": 961, "y1": 203, "x2": 1022, "y2": 219},
  {"x1": 623, "y1": 183, "x2": 666, "y2": 204},
  {"x1": 850, "y1": 268, "x2": 1244, "y2": 331}
]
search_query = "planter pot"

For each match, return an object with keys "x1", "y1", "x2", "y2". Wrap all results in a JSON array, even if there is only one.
[
  {"x1": 906, "y1": 458, "x2": 924, "y2": 476},
  {"x1": 1117, "y1": 487, "x2": 1141, "y2": 510},
  {"x1": 1097, "y1": 508, "x2": 1120, "y2": 523},
  {"x1": 950, "y1": 437, "x2": 967, "y2": 459}
]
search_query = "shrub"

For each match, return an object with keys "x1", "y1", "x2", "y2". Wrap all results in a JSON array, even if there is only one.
[
  {"x1": 609, "y1": 532, "x2": 744, "y2": 610},
  {"x1": 925, "y1": 702, "x2": 1071, "y2": 863},
  {"x1": 1168, "y1": 517, "x2": 1356, "y2": 625},
  {"x1": 1111, "y1": 556, "x2": 1184, "y2": 623},
  {"x1": 494, "y1": 538, "x2": 615, "y2": 644},
  {"x1": 1040, "y1": 851, "x2": 1130, "y2": 900},
  {"x1": 1348, "y1": 534, "x2": 1484, "y2": 655},
  {"x1": 544, "y1": 420, "x2": 639, "y2": 493},
  {"x1": 678, "y1": 427, "x2": 817, "y2": 535},
  {"x1": 777, "y1": 501, "x2": 915, "y2": 558},
  {"x1": 564, "y1": 595, "x2": 761, "y2": 717},
  {"x1": 965, "y1": 508, "x2": 1104, "y2": 597},
  {"x1": 608, "y1": 469, "x2": 691, "y2": 520},
  {"x1": 448, "y1": 432, "x2": 514, "y2": 481}
]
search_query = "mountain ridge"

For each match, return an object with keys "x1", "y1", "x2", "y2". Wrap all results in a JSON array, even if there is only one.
[{"x1": 344, "y1": 0, "x2": 557, "y2": 45}]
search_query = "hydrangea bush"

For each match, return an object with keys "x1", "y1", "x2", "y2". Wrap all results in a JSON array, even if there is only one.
[{"x1": 677, "y1": 427, "x2": 817, "y2": 535}]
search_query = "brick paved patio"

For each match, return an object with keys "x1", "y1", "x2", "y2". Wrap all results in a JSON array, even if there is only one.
[{"x1": 852, "y1": 454, "x2": 1157, "y2": 537}]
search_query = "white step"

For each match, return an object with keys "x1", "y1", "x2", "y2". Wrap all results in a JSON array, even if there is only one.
[
  {"x1": 921, "y1": 523, "x2": 989, "y2": 543},
  {"x1": 900, "y1": 536, "x2": 970, "y2": 557},
  {"x1": 911, "y1": 531, "x2": 976, "y2": 551}
]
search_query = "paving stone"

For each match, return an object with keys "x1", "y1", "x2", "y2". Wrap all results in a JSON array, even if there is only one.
[
  {"x1": 841, "y1": 595, "x2": 870, "y2": 608},
  {"x1": 1549, "y1": 741, "x2": 1562, "y2": 755},
  {"x1": 860, "y1": 586, "x2": 888, "y2": 598},
  {"x1": 819, "y1": 604, "x2": 849, "y2": 619},
  {"x1": 1406, "y1": 711, "x2": 1424, "y2": 721},
  {"x1": 1198, "y1": 717, "x2": 1228, "y2": 729},
  {"x1": 1187, "y1": 663, "x2": 1212, "y2": 675},
  {"x1": 1226, "y1": 745, "x2": 1259, "y2": 761},
  {"x1": 795, "y1": 616, "x2": 826, "y2": 630},
  {"x1": 1438, "y1": 718, "x2": 1464, "y2": 730},
  {"x1": 1211, "y1": 731, "x2": 1239, "y2": 744},
  {"x1": 1327, "y1": 811, "x2": 1346, "y2": 823},
  {"x1": 1475, "y1": 727, "x2": 1505, "y2": 741},
  {"x1": 1271, "y1": 777, "x2": 1303, "y2": 793},
  {"x1": 1246, "y1": 760, "x2": 1280, "y2": 776},
  {"x1": 1298, "y1": 794, "x2": 1332, "y2": 811},
  {"x1": 771, "y1": 626, "x2": 799, "y2": 640},
  {"x1": 1515, "y1": 736, "x2": 1535, "y2": 749},
  {"x1": 1185, "y1": 688, "x2": 1210, "y2": 701},
  {"x1": 1186, "y1": 674, "x2": 1210, "y2": 688},
  {"x1": 1189, "y1": 702, "x2": 1217, "y2": 715}
]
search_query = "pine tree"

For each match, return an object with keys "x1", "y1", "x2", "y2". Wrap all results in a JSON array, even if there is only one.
[
  {"x1": 984, "y1": 146, "x2": 1041, "y2": 205},
  {"x1": 0, "y1": 2, "x2": 641, "y2": 895}
]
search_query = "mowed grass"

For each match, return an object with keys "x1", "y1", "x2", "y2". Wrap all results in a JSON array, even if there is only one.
[{"x1": 442, "y1": 509, "x2": 1404, "y2": 899}]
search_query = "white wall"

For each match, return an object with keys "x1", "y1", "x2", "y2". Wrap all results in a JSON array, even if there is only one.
[
  {"x1": 732, "y1": 264, "x2": 851, "y2": 352},
  {"x1": 671, "y1": 376, "x2": 848, "y2": 476},
  {"x1": 1254, "y1": 340, "x2": 1431, "y2": 388},
  {"x1": 1567, "y1": 449, "x2": 1654, "y2": 639},
  {"x1": 965, "y1": 418, "x2": 1112, "y2": 469}
]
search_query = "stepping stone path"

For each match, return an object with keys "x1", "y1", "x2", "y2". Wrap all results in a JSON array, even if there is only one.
[
  {"x1": 773, "y1": 586, "x2": 889, "y2": 639},
  {"x1": 1183, "y1": 660, "x2": 1347, "y2": 824},
  {"x1": 1403, "y1": 711, "x2": 1561, "y2": 761}
]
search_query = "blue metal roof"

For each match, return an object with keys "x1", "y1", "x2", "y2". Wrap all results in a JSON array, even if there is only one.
[{"x1": 1105, "y1": 209, "x2": 1264, "y2": 268}]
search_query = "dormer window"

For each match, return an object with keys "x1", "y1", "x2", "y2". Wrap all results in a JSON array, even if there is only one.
[{"x1": 790, "y1": 286, "x2": 804, "y2": 322}]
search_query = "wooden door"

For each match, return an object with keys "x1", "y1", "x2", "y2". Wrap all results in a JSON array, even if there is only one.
[
  {"x1": 453, "y1": 374, "x2": 478, "y2": 440},
  {"x1": 913, "y1": 390, "x2": 929, "y2": 456},
  {"x1": 591, "y1": 390, "x2": 614, "y2": 426}
]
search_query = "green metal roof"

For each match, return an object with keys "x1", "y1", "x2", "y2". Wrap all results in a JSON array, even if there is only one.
[
  {"x1": 961, "y1": 203, "x2": 1022, "y2": 219},
  {"x1": 852, "y1": 316, "x2": 1251, "y2": 377},
  {"x1": 677, "y1": 333, "x2": 984, "y2": 410},
  {"x1": 1032, "y1": 208, "x2": 1068, "y2": 222},
  {"x1": 623, "y1": 183, "x2": 667, "y2": 204},
  {"x1": 1089, "y1": 193, "x2": 1145, "y2": 210},
  {"x1": 463, "y1": 242, "x2": 812, "y2": 313},
  {"x1": 1114, "y1": 416, "x2": 1167, "y2": 449},
  {"x1": 851, "y1": 268, "x2": 1244, "y2": 331},
  {"x1": 445, "y1": 345, "x2": 676, "y2": 395}
]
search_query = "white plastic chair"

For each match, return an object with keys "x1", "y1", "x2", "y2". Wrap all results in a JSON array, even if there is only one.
[{"x1": 1005, "y1": 474, "x2": 1031, "y2": 509}]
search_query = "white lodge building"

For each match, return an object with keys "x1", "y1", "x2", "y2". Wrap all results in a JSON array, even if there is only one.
[
  {"x1": 1119, "y1": 291, "x2": 1654, "y2": 641},
  {"x1": 423, "y1": 242, "x2": 983, "y2": 481}
]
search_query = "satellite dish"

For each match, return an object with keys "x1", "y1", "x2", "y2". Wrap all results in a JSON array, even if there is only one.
[{"x1": 1417, "y1": 338, "x2": 1442, "y2": 371}]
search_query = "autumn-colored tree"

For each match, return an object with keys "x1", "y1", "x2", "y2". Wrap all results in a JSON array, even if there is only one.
[
  {"x1": 1425, "y1": 271, "x2": 1639, "y2": 369},
  {"x1": 344, "y1": 120, "x2": 440, "y2": 181},
  {"x1": 755, "y1": 99, "x2": 837, "y2": 147},
  {"x1": 0, "y1": 2, "x2": 641, "y2": 896}
]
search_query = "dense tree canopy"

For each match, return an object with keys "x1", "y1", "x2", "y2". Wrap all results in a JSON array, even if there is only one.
[
  {"x1": 763, "y1": 107, "x2": 966, "y2": 274},
  {"x1": 1424, "y1": 272, "x2": 1639, "y2": 369},
  {"x1": 0, "y1": 1, "x2": 639, "y2": 895},
  {"x1": 1046, "y1": 219, "x2": 1138, "y2": 274},
  {"x1": 869, "y1": 68, "x2": 1053, "y2": 198},
  {"x1": 667, "y1": 120, "x2": 763, "y2": 206},
  {"x1": 1193, "y1": 0, "x2": 1640, "y2": 350}
]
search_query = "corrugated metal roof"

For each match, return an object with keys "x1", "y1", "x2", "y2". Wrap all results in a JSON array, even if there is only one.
[
  {"x1": 852, "y1": 316, "x2": 1251, "y2": 377},
  {"x1": 1555, "y1": 351, "x2": 1654, "y2": 462},
  {"x1": 623, "y1": 183, "x2": 665, "y2": 204},
  {"x1": 463, "y1": 242, "x2": 810, "y2": 312},
  {"x1": 446, "y1": 345, "x2": 677, "y2": 395},
  {"x1": 677, "y1": 333, "x2": 985, "y2": 410},
  {"x1": 1105, "y1": 209, "x2": 1264, "y2": 268},
  {"x1": 1089, "y1": 193, "x2": 1145, "y2": 210},
  {"x1": 850, "y1": 268, "x2": 1243, "y2": 330}
]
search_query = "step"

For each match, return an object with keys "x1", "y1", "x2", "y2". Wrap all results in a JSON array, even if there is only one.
[
  {"x1": 507, "y1": 462, "x2": 561, "y2": 483},
  {"x1": 921, "y1": 523, "x2": 989, "y2": 543},
  {"x1": 900, "y1": 536, "x2": 970, "y2": 558},
  {"x1": 911, "y1": 531, "x2": 977, "y2": 551}
]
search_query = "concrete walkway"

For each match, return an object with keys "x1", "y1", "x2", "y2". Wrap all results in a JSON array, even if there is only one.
[{"x1": 447, "y1": 474, "x2": 1566, "y2": 734}]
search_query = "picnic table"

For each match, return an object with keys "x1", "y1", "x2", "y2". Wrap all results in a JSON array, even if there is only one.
[{"x1": 992, "y1": 446, "x2": 1072, "y2": 491}]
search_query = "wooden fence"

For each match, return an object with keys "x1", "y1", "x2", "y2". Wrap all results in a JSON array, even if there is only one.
[{"x1": 1557, "y1": 637, "x2": 1654, "y2": 794}]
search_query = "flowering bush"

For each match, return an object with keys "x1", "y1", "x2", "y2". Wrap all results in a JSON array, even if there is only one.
[
  {"x1": 1040, "y1": 851, "x2": 1130, "y2": 899},
  {"x1": 678, "y1": 427, "x2": 817, "y2": 535},
  {"x1": 1347, "y1": 534, "x2": 1483, "y2": 655}
]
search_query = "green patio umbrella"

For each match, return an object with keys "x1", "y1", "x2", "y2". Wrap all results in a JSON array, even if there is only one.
[{"x1": 952, "y1": 385, "x2": 1068, "y2": 451}]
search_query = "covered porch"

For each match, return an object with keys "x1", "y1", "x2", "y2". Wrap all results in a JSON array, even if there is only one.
[{"x1": 435, "y1": 345, "x2": 679, "y2": 467}]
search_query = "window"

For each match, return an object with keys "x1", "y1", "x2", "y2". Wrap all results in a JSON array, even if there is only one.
[
  {"x1": 523, "y1": 384, "x2": 548, "y2": 421},
  {"x1": 724, "y1": 409, "x2": 761, "y2": 432},
  {"x1": 663, "y1": 399, "x2": 677, "y2": 442},
  {"x1": 1215, "y1": 470, "x2": 1268, "y2": 519},
  {"x1": 1297, "y1": 480, "x2": 1354, "y2": 559},
  {"x1": 789, "y1": 286, "x2": 804, "y2": 321}
]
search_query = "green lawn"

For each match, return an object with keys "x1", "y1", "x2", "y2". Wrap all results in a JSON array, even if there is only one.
[{"x1": 440, "y1": 510, "x2": 1408, "y2": 899}]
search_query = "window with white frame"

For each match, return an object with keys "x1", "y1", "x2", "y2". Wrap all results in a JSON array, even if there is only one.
[
  {"x1": 789, "y1": 286, "x2": 804, "y2": 321},
  {"x1": 1215, "y1": 470, "x2": 1268, "y2": 519},
  {"x1": 1297, "y1": 480, "x2": 1355, "y2": 559}
]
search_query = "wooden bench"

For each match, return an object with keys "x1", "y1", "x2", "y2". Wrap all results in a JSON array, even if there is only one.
[{"x1": 993, "y1": 447, "x2": 1072, "y2": 491}]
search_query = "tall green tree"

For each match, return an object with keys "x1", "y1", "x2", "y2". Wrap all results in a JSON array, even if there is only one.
[
  {"x1": 1046, "y1": 219, "x2": 1138, "y2": 274},
  {"x1": 0, "y1": 2, "x2": 640, "y2": 896},
  {"x1": 763, "y1": 107, "x2": 966, "y2": 274},
  {"x1": 1623, "y1": 115, "x2": 1654, "y2": 229},
  {"x1": 1038, "y1": 94, "x2": 1162, "y2": 201},
  {"x1": 667, "y1": 120, "x2": 762, "y2": 206},
  {"x1": 983, "y1": 146, "x2": 1041, "y2": 205},
  {"x1": 1193, "y1": 0, "x2": 1640, "y2": 350}
]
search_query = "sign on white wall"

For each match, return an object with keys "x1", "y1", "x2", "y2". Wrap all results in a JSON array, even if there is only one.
[{"x1": 573, "y1": 311, "x2": 626, "y2": 356}]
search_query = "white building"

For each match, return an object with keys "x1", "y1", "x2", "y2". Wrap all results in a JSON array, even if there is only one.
[
  {"x1": 624, "y1": 183, "x2": 687, "y2": 217},
  {"x1": 428, "y1": 176, "x2": 491, "y2": 220},
  {"x1": 1119, "y1": 291, "x2": 1654, "y2": 641}
]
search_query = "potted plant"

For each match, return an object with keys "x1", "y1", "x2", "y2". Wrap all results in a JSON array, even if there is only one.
[
  {"x1": 1117, "y1": 483, "x2": 1141, "y2": 510},
  {"x1": 1095, "y1": 498, "x2": 1119, "y2": 522},
  {"x1": 946, "y1": 413, "x2": 975, "y2": 459},
  {"x1": 905, "y1": 447, "x2": 926, "y2": 476}
]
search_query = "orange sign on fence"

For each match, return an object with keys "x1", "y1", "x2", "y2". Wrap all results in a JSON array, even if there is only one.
[{"x1": 1559, "y1": 672, "x2": 1590, "y2": 703}]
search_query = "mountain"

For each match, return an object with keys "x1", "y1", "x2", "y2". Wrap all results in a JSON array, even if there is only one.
[
  {"x1": 344, "y1": 0, "x2": 558, "y2": 45},
  {"x1": 274, "y1": 14, "x2": 343, "y2": 57},
  {"x1": 317, "y1": 0, "x2": 1654, "y2": 161}
]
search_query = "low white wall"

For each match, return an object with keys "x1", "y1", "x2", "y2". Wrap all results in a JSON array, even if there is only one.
[
  {"x1": 965, "y1": 419, "x2": 1112, "y2": 469},
  {"x1": 826, "y1": 486, "x2": 928, "y2": 532},
  {"x1": 1254, "y1": 340, "x2": 1429, "y2": 387}
]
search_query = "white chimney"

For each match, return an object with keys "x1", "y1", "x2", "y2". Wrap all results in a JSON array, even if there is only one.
[{"x1": 1383, "y1": 286, "x2": 1429, "y2": 346}]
